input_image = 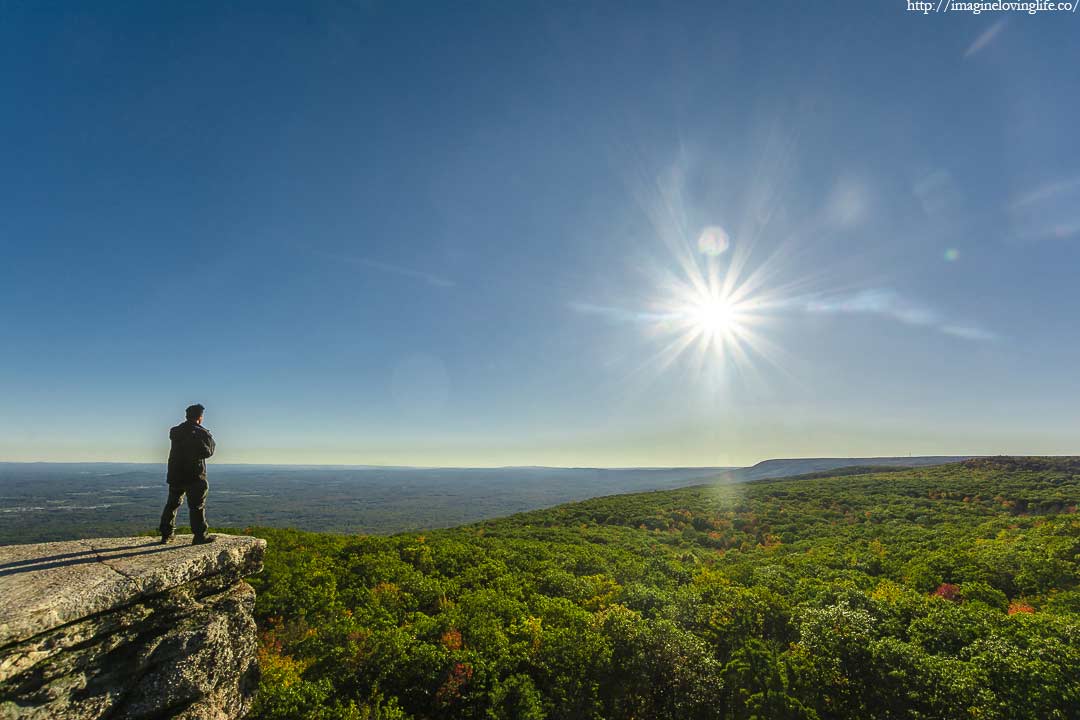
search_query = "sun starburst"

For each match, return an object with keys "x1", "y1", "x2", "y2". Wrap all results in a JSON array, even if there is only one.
[{"x1": 649, "y1": 254, "x2": 768, "y2": 377}]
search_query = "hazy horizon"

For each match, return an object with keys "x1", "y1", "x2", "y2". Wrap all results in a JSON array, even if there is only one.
[
  {"x1": 0, "y1": 453, "x2": 983, "y2": 470},
  {"x1": 0, "y1": 456, "x2": 974, "y2": 544}
]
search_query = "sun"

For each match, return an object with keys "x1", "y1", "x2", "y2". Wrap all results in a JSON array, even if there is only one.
[
  {"x1": 646, "y1": 251, "x2": 775, "y2": 378},
  {"x1": 688, "y1": 296, "x2": 738, "y2": 339},
  {"x1": 670, "y1": 288, "x2": 751, "y2": 364}
]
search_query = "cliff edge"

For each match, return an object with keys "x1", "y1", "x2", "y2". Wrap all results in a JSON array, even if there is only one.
[{"x1": 0, "y1": 534, "x2": 265, "y2": 720}]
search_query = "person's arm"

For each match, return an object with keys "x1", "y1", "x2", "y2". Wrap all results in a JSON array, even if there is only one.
[{"x1": 195, "y1": 428, "x2": 216, "y2": 459}]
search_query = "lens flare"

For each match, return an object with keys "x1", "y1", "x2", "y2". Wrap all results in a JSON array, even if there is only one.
[{"x1": 697, "y1": 226, "x2": 730, "y2": 256}]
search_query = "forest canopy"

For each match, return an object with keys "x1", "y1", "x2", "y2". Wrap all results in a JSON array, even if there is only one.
[{"x1": 241, "y1": 458, "x2": 1080, "y2": 719}]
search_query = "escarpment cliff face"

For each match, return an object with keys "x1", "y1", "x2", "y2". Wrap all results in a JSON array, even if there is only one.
[{"x1": 0, "y1": 535, "x2": 265, "y2": 720}]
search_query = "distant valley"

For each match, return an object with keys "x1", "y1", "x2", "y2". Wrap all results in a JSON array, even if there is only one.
[
  {"x1": 0, "y1": 456, "x2": 969, "y2": 545},
  {"x1": 0, "y1": 464, "x2": 729, "y2": 544}
]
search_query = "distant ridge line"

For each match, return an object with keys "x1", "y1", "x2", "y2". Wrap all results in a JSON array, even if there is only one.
[{"x1": 718, "y1": 455, "x2": 976, "y2": 483}]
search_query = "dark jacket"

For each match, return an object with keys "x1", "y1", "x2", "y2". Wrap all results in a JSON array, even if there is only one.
[{"x1": 167, "y1": 420, "x2": 216, "y2": 485}]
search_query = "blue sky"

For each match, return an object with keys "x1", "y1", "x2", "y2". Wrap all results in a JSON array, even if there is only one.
[{"x1": 2, "y1": 1, "x2": 1078, "y2": 466}]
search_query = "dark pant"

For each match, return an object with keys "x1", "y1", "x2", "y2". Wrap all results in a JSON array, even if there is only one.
[{"x1": 159, "y1": 480, "x2": 209, "y2": 538}]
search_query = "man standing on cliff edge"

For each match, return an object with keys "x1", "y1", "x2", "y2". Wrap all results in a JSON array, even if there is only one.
[{"x1": 159, "y1": 404, "x2": 216, "y2": 545}]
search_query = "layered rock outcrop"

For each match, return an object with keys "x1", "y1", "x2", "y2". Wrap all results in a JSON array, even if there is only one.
[{"x1": 0, "y1": 535, "x2": 265, "y2": 720}]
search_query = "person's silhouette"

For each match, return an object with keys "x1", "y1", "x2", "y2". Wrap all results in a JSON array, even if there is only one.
[{"x1": 159, "y1": 404, "x2": 216, "y2": 545}]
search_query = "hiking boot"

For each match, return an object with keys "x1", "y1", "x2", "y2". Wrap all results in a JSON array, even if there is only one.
[
  {"x1": 192, "y1": 534, "x2": 216, "y2": 545},
  {"x1": 160, "y1": 534, "x2": 174, "y2": 545}
]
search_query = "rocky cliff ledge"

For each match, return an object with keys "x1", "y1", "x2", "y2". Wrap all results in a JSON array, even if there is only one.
[{"x1": 0, "y1": 535, "x2": 265, "y2": 720}]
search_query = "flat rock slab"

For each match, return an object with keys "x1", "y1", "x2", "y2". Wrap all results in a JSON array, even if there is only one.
[{"x1": 0, "y1": 535, "x2": 265, "y2": 647}]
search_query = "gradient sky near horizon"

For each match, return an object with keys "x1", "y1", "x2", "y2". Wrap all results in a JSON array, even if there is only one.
[{"x1": 2, "y1": 2, "x2": 1079, "y2": 467}]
